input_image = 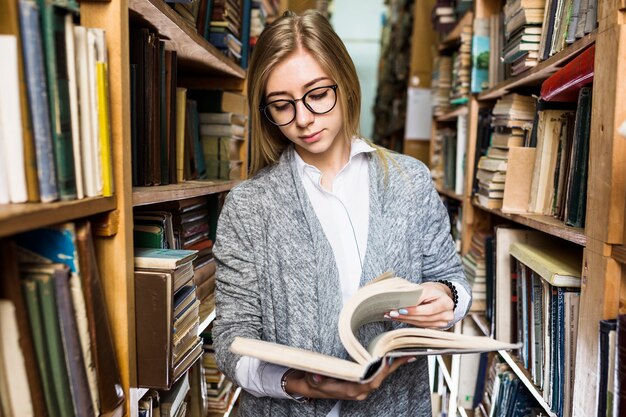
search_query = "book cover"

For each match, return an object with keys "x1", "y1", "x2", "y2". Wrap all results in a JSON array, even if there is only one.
[
  {"x1": 509, "y1": 241, "x2": 582, "y2": 287},
  {"x1": 540, "y1": 45, "x2": 594, "y2": 102}
]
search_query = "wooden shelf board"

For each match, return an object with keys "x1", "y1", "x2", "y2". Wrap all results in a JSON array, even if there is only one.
[
  {"x1": 477, "y1": 31, "x2": 597, "y2": 101},
  {"x1": 436, "y1": 105, "x2": 469, "y2": 122},
  {"x1": 128, "y1": 0, "x2": 245, "y2": 78},
  {"x1": 498, "y1": 351, "x2": 557, "y2": 417},
  {"x1": 436, "y1": 185, "x2": 464, "y2": 202},
  {"x1": 208, "y1": 387, "x2": 242, "y2": 417},
  {"x1": 0, "y1": 196, "x2": 116, "y2": 238},
  {"x1": 132, "y1": 180, "x2": 240, "y2": 206},
  {"x1": 473, "y1": 199, "x2": 586, "y2": 246},
  {"x1": 612, "y1": 244, "x2": 626, "y2": 265},
  {"x1": 436, "y1": 355, "x2": 453, "y2": 388},
  {"x1": 438, "y1": 11, "x2": 474, "y2": 51},
  {"x1": 469, "y1": 313, "x2": 490, "y2": 337},
  {"x1": 198, "y1": 307, "x2": 216, "y2": 336}
]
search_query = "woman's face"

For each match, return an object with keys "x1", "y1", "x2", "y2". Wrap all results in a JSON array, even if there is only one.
[{"x1": 264, "y1": 49, "x2": 346, "y2": 164}]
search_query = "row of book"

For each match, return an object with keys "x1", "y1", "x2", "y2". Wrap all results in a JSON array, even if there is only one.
[
  {"x1": 0, "y1": 0, "x2": 114, "y2": 204},
  {"x1": 597, "y1": 316, "x2": 626, "y2": 417},
  {"x1": 129, "y1": 27, "x2": 247, "y2": 185},
  {"x1": 432, "y1": 114, "x2": 468, "y2": 196},
  {"x1": 0, "y1": 222, "x2": 125, "y2": 417}
]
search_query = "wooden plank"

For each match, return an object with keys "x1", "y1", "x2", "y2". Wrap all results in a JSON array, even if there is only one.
[
  {"x1": 0, "y1": 197, "x2": 115, "y2": 238},
  {"x1": 436, "y1": 185, "x2": 464, "y2": 202},
  {"x1": 81, "y1": 3, "x2": 136, "y2": 416},
  {"x1": 477, "y1": 32, "x2": 597, "y2": 101},
  {"x1": 409, "y1": 0, "x2": 437, "y2": 87},
  {"x1": 461, "y1": 98, "x2": 484, "y2": 255},
  {"x1": 133, "y1": 180, "x2": 240, "y2": 206},
  {"x1": 473, "y1": 199, "x2": 587, "y2": 246},
  {"x1": 128, "y1": 0, "x2": 245, "y2": 78},
  {"x1": 435, "y1": 105, "x2": 469, "y2": 122},
  {"x1": 572, "y1": 249, "x2": 621, "y2": 417},
  {"x1": 474, "y1": 0, "x2": 501, "y2": 19},
  {"x1": 612, "y1": 244, "x2": 626, "y2": 264},
  {"x1": 585, "y1": 22, "x2": 626, "y2": 244},
  {"x1": 178, "y1": 77, "x2": 246, "y2": 91}
]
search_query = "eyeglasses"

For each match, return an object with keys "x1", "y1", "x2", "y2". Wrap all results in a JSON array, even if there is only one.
[{"x1": 260, "y1": 85, "x2": 338, "y2": 126}]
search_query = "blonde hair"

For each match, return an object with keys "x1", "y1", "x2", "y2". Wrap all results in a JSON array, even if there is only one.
[{"x1": 247, "y1": 10, "x2": 363, "y2": 176}]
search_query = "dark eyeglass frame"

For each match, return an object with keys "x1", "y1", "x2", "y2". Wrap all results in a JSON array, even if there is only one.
[{"x1": 260, "y1": 84, "x2": 339, "y2": 127}]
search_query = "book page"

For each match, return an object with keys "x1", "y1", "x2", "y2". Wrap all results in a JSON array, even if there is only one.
[{"x1": 338, "y1": 277, "x2": 423, "y2": 365}]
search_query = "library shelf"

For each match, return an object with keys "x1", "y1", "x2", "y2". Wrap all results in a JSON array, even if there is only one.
[
  {"x1": 208, "y1": 387, "x2": 242, "y2": 417},
  {"x1": 133, "y1": 180, "x2": 240, "y2": 206},
  {"x1": 468, "y1": 314, "x2": 557, "y2": 417},
  {"x1": 477, "y1": 31, "x2": 597, "y2": 101},
  {"x1": 612, "y1": 244, "x2": 626, "y2": 265},
  {"x1": 438, "y1": 10, "x2": 474, "y2": 52},
  {"x1": 198, "y1": 307, "x2": 216, "y2": 336},
  {"x1": 0, "y1": 196, "x2": 116, "y2": 238},
  {"x1": 498, "y1": 351, "x2": 557, "y2": 417},
  {"x1": 436, "y1": 105, "x2": 469, "y2": 122},
  {"x1": 435, "y1": 185, "x2": 464, "y2": 202},
  {"x1": 128, "y1": 0, "x2": 246, "y2": 78},
  {"x1": 472, "y1": 199, "x2": 586, "y2": 246}
]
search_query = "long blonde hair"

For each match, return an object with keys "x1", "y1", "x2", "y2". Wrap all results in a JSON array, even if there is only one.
[{"x1": 247, "y1": 10, "x2": 363, "y2": 176}]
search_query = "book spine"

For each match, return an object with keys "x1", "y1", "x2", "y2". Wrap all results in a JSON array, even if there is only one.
[
  {"x1": 96, "y1": 62, "x2": 114, "y2": 197},
  {"x1": 240, "y1": 0, "x2": 252, "y2": 69}
]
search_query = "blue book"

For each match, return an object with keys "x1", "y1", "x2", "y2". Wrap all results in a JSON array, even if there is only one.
[
  {"x1": 15, "y1": 223, "x2": 79, "y2": 272},
  {"x1": 471, "y1": 34, "x2": 490, "y2": 93},
  {"x1": 240, "y1": 0, "x2": 252, "y2": 69},
  {"x1": 18, "y1": 0, "x2": 59, "y2": 203}
]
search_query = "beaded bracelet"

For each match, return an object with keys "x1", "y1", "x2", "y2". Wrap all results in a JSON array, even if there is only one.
[
  {"x1": 280, "y1": 369, "x2": 309, "y2": 403},
  {"x1": 436, "y1": 279, "x2": 458, "y2": 311}
]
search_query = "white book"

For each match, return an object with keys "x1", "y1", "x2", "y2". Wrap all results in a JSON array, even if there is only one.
[
  {"x1": 0, "y1": 35, "x2": 28, "y2": 203},
  {"x1": 455, "y1": 115, "x2": 467, "y2": 196},
  {"x1": 87, "y1": 29, "x2": 103, "y2": 195},
  {"x1": 0, "y1": 301, "x2": 34, "y2": 417},
  {"x1": 65, "y1": 16, "x2": 84, "y2": 200},
  {"x1": 74, "y1": 26, "x2": 98, "y2": 197}
]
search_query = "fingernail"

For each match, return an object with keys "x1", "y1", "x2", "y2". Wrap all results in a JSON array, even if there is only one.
[
  {"x1": 312, "y1": 374, "x2": 323, "y2": 383},
  {"x1": 389, "y1": 311, "x2": 400, "y2": 318},
  {"x1": 408, "y1": 357, "x2": 417, "y2": 363},
  {"x1": 399, "y1": 308, "x2": 408, "y2": 315},
  {"x1": 384, "y1": 314, "x2": 390, "y2": 319},
  {"x1": 387, "y1": 357, "x2": 394, "y2": 366}
]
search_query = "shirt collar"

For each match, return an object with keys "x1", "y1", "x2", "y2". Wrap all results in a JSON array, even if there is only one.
[{"x1": 292, "y1": 138, "x2": 376, "y2": 178}]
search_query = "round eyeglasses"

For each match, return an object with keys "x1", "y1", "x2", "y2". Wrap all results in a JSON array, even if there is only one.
[{"x1": 260, "y1": 85, "x2": 338, "y2": 126}]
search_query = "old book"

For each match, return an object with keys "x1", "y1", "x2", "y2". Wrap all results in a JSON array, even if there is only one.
[
  {"x1": 509, "y1": 241, "x2": 582, "y2": 287},
  {"x1": 134, "y1": 248, "x2": 197, "y2": 270},
  {"x1": 192, "y1": 90, "x2": 247, "y2": 115},
  {"x1": 0, "y1": 300, "x2": 35, "y2": 417},
  {"x1": 75, "y1": 222, "x2": 126, "y2": 414},
  {"x1": 231, "y1": 274, "x2": 520, "y2": 382},
  {"x1": 502, "y1": 147, "x2": 536, "y2": 213}
]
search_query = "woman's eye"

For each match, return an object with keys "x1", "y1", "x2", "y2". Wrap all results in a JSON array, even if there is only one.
[
  {"x1": 308, "y1": 91, "x2": 328, "y2": 101},
  {"x1": 271, "y1": 103, "x2": 290, "y2": 112}
]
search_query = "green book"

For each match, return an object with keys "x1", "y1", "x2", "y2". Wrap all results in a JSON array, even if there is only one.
[
  {"x1": 134, "y1": 224, "x2": 166, "y2": 249},
  {"x1": 509, "y1": 241, "x2": 582, "y2": 287},
  {"x1": 21, "y1": 277, "x2": 61, "y2": 417},
  {"x1": 34, "y1": 271, "x2": 75, "y2": 417}
]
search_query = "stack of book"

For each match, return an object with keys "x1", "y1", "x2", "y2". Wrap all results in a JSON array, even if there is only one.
[
  {"x1": 475, "y1": 94, "x2": 535, "y2": 209},
  {"x1": 462, "y1": 231, "x2": 490, "y2": 312},
  {"x1": 0, "y1": 2, "x2": 113, "y2": 204},
  {"x1": 502, "y1": 0, "x2": 545, "y2": 75},
  {"x1": 539, "y1": 0, "x2": 598, "y2": 60},
  {"x1": 450, "y1": 24, "x2": 473, "y2": 105},
  {"x1": 200, "y1": 112, "x2": 247, "y2": 180},
  {"x1": 249, "y1": 0, "x2": 267, "y2": 56},
  {"x1": 431, "y1": 0, "x2": 457, "y2": 33},
  {"x1": 134, "y1": 248, "x2": 203, "y2": 389},
  {"x1": 209, "y1": 0, "x2": 243, "y2": 64},
  {"x1": 432, "y1": 56, "x2": 453, "y2": 117},
  {"x1": 201, "y1": 331, "x2": 236, "y2": 414},
  {"x1": 0, "y1": 222, "x2": 125, "y2": 417}
]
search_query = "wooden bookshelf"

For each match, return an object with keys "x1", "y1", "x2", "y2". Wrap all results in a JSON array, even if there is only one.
[
  {"x1": 198, "y1": 307, "x2": 216, "y2": 336},
  {"x1": 0, "y1": 197, "x2": 116, "y2": 238},
  {"x1": 472, "y1": 199, "x2": 587, "y2": 246},
  {"x1": 128, "y1": 0, "x2": 246, "y2": 78},
  {"x1": 132, "y1": 180, "x2": 240, "y2": 206},
  {"x1": 477, "y1": 31, "x2": 597, "y2": 101},
  {"x1": 435, "y1": 105, "x2": 469, "y2": 122},
  {"x1": 435, "y1": 185, "x2": 464, "y2": 202}
]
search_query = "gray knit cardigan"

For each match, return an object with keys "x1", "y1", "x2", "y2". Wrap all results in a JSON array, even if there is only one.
[{"x1": 212, "y1": 146, "x2": 471, "y2": 417}]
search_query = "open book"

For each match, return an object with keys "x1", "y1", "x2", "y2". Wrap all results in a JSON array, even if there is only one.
[{"x1": 230, "y1": 273, "x2": 520, "y2": 382}]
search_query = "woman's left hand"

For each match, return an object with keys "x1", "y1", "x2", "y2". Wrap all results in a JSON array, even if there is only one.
[{"x1": 384, "y1": 281, "x2": 454, "y2": 329}]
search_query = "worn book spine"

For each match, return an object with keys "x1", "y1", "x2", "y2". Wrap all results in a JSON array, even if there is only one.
[
  {"x1": 76, "y1": 222, "x2": 125, "y2": 413},
  {"x1": 96, "y1": 62, "x2": 114, "y2": 197}
]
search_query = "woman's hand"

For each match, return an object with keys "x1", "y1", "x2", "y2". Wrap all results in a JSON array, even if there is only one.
[
  {"x1": 384, "y1": 281, "x2": 455, "y2": 329},
  {"x1": 283, "y1": 357, "x2": 413, "y2": 401}
]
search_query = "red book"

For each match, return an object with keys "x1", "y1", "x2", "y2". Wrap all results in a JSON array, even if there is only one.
[{"x1": 541, "y1": 45, "x2": 595, "y2": 102}]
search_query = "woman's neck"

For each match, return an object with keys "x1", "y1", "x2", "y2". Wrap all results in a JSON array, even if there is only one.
[{"x1": 296, "y1": 138, "x2": 351, "y2": 191}]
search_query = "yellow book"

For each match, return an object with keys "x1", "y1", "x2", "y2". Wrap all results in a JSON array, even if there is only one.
[
  {"x1": 176, "y1": 88, "x2": 188, "y2": 183},
  {"x1": 510, "y1": 241, "x2": 582, "y2": 287},
  {"x1": 96, "y1": 62, "x2": 114, "y2": 197}
]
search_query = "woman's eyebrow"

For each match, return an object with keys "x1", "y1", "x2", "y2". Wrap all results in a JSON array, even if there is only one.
[{"x1": 266, "y1": 77, "x2": 331, "y2": 99}]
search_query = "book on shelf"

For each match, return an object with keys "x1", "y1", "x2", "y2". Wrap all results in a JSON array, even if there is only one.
[
  {"x1": 231, "y1": 273, "x2": 520, "y2": 383},
  {"x1": 597, "y1": 319, "x2": 617, "y2": 417},
  {"x1": 540, "y1": 44, "x2": 594, "y2": 102}
]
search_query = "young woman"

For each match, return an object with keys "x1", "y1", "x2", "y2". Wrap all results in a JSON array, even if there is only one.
[{"x1": 212, "y1": 10, "x2": 471, "y2": 417}]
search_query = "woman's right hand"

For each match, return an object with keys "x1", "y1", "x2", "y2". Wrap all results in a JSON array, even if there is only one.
[{"x1": 283, "y1": 357, "x2": 414, "y2": 402}]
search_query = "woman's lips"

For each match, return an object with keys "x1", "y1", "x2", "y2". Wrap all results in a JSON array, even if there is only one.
[{"x1": 299, "y1": 130, "x2": 322, "y2": 143}]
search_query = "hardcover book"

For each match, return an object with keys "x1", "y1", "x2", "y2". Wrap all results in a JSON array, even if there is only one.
[{"x1": 231, "y1": 273, "x2": 519, "y2": 382}]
